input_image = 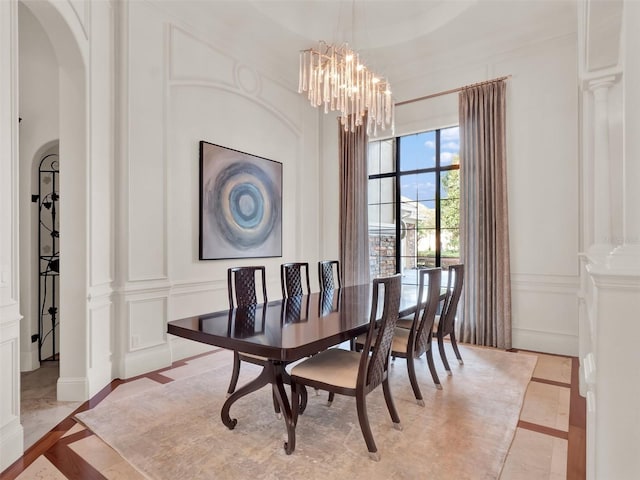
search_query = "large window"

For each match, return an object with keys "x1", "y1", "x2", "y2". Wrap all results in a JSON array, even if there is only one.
[{"x1": 368, "y1": 127, "x2": 460, "y2": 286}]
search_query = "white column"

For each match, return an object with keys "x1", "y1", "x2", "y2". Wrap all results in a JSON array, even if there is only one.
[
  {"x1": 608, "y1": 0, "x2": 640, "y2": 271},
  {"x1": 587, "y1": 76, "x2": 616, "y2": 261},
  {"x1": 583, "y1": 3, "x2": 640, "y2": 479}
]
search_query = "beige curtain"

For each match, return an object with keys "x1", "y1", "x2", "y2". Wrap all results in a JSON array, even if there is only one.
[
  {"x1": 339, "y1": 117, "x2": 371, "y2": 287},
  {"x1": 459, "y1": 80, "x2": 511, "y2": 349}
]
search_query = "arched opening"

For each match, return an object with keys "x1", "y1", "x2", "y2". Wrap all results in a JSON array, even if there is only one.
[
  {"x1": 18, "y1": 0, "x2": 89, "y2": 413},
  {"x1": 36, "y1": 147, "x2": 60, "y2": 363}
]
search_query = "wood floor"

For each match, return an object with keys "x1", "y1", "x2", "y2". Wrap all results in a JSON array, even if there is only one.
[{"x1": 1, "y1": 348, "x2": 585, "y2": 480}]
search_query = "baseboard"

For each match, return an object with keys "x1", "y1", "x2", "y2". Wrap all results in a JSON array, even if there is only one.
[
  {"x1": 512, "y1": 327, "x2": 578, "y2": 356},
  {"x1": 120, "y1": 343, "x2": 173, "y2": 379},
  {"x1": 0, "y1": 419, "x2": 23, "y2": 472},
  {"x1": 20, "y1": 348, "x2": 39, "y2": 372},
  {"x1": 88, "y1": 361, "x2": 113, "y2": 399},
  {"x1": 168, "y1": 335, "x2": 216, "y2": 362},
  {"x1": 57, "y1": 376, "x2": 89, "y2": 402}
]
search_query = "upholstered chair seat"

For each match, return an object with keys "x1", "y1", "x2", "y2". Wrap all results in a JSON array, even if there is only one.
[
  {"x1": 290, "y1": 348, "x2": 360, "y2": 390},
  {"x1": 396, "y1": 316, "x2": 414, "y2": 330}
]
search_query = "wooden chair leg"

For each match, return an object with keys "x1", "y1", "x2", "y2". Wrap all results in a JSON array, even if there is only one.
[
  {"x1": 382, "y1": 377, "x2": 402, "y2": 429},
  {"x1": 355, "y1": 392, "x2": 379, "y2": 461},
  {"x1": 450, "y1": 331, "x2": 464, "y2": 365},
  {"x1": 327, "y1": 392, "x2": 335, "y2": 406},
  {"x1": 426, "y1": 349, "x2": 442, "y2": 390},
  {"x1": 299, "y1": 385, "x2": 308, "y2": 414},
  {"x1": 437, "y1": 333, "x2": 452, "y2": 375},
  {"x1": 406, "y1": 355, "x2": 425, "y2": 406},
  {"x1": 227, "y1": 351, "x2": 241, "y2": 395}
]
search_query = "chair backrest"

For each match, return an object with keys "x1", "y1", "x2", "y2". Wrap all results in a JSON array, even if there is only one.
[
  {"x1": 280, "y1": 262, "x2": 311, "y2": 298},
  {"x1": 411, "y1": 268, "x2": 442, "y2": 357},
  {"x1": 318, "y1": 260, "x2": 342, "y2": 291},
  {"x1": 357, "y1": 274, "x2": 402, "y2": 393},
  {"x1": 439, "y1": 264, "x2": 464, "y2": 336},
  {"x1": 227, "y1": 266, "x2": 267, "y2": 308}
]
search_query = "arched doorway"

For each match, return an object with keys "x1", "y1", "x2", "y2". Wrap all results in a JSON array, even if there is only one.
[{"x1": 19, "y1": 0, "x2": 88, "y2": 402}]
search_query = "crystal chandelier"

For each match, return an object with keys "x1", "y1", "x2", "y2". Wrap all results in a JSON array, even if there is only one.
[{"x1": 298, "y1": 41, "x2": 394, "y2": 135}]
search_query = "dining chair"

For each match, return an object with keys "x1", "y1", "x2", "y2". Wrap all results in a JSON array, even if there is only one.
[
  {"x1": 290, "y1": 274, "x2": 403, "y2": 461},
  {"x1": 318, "y1": 260, "x2": 342, "y2": 291},
  {"x1": 319, "y1": 259, "x2": 350, "y2": 352},
  {"x1": 280, "y1": 262, "x2": 311, "y2": 298},
  {"x1": 435, "y1": 263, "x2": 465, "y2": 374},
  {"x1": 226, "y1": 266, "x2": 269, "y2": 397},
  {"x1": 385, "y1": 268, "x2": 443, "y2": 403},
  {"x1": 227, "y1": 266, "x2": 308, "y2": 415}
]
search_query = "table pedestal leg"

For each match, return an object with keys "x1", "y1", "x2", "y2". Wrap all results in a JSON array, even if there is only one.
[
  {"x1": 221, "y1": 360, "x2": 302, "y2": 454},
  {"x1": 221, "y1": 363, "x2": 272, "y2": 429},
  {"x1": 272, "y1": 365, "x2": 296, "y2": 454}
]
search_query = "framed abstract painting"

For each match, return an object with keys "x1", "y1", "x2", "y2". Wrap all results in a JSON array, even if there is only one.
[{"x1": 199, "y1": 141, "x2": 282, "y2": 260}]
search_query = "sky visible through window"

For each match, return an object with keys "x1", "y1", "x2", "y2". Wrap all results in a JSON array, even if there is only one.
[{"x1": 399, "y1": 126, "x2": 459, "y2": 205}]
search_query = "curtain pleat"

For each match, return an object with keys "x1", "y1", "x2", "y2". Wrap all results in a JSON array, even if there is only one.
[
  {"x1": 339, "y1": 116, "x2": 371, "y2": 287},
  {"x1": 459, "y1": 80, "x2": 512, "y2": 349}
]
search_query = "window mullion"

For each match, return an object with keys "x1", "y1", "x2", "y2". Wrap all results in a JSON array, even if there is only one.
[
  {"x1": 394, "y1": 138, "x2": 401, "y2": 275},
  {"x1": 435, "y1": 129, "x2": 441, "y2": 267}
]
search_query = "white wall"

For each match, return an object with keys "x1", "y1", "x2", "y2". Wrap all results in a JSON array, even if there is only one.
[
  {"x1": 115, "y1": 1, "x2": 324, "y2": 376},
  {"x1": 338, "y1": 33, "x2": 581, "y2": 356},
  {"x1": 18, "y1": 2, "x2": 60, "y2": 372}
]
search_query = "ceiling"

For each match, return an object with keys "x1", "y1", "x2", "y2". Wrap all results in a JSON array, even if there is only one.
[
  {"x1": 164, "y1": 1, "x2": 579, "y2": 98},
  {"x1": 248, "y1": 1, "x2": 478, "y2": 50}
]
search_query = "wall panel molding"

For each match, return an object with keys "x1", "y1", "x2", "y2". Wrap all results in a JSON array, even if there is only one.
[
  {"x1": 511, "y1": 273, "x2": 580, "y2": 294},
  {"x1": 167, "y1": 24, "x2": 301, "y2": 138},
  {"x1": 127, "y1": 296, "x2": 167, "y2": 351}
]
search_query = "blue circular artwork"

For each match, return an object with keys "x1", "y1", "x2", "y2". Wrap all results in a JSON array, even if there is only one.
[{"x1": 211, "y1": 162, "x2": 279, "y2": 249}]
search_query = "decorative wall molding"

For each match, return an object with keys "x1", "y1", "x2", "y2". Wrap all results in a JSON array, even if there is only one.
[
  {"x1": 586, "y1": 265, "x2": 640, "y2": 291},
  {"x1": 511, "y1": 273, "x2": 580, "y2": 295},
  {"x1": 87, "y1": 281, "x2": 113, "y2": 303},
  {"x1": 169, "y1": 278, "x2": 225, "y2": 297},
  {"x1": 68, "y1": 0, "x2": 89, "y2": 41},
  {"x1": 127, "y1": 296, "x2": 167, "y2": 351},
  {"x1": 116, "y1": 279, "x2": 171, "y2": 297},
  {"x1": 167, "y1": 24, "x2": 302, "y2": 138}
]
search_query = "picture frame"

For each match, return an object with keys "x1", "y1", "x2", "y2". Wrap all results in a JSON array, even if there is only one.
[{"x1": 199, "y1": 141, "x2": 282, "y2": 260}]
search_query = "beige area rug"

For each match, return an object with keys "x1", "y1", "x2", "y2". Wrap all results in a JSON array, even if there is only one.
[{"x1": 76, "y1": 344, "x2": 536, "y2": 480}]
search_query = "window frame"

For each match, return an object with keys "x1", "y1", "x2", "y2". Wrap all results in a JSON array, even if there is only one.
[{"x1": 368, "y1": 127, "x2": 460, "y2": 278}]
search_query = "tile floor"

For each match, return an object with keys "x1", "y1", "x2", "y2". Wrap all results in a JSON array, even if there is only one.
[
  {"x1": 1, "y1": 348, "x2": 584, "y2": 480},
  {"x1": 19, "y1": 361, "x2": 81, "y2": 451}
]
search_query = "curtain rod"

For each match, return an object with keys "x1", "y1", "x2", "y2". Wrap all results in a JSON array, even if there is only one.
[{"x1": 395, "y1": 75, "x2": 512, "y2": 107}]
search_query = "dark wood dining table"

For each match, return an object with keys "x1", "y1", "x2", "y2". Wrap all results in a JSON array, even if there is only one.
[{"x1": 166, "y1": 282, "x2": 431, "y2": 454}]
